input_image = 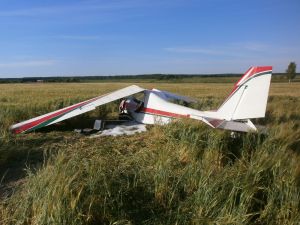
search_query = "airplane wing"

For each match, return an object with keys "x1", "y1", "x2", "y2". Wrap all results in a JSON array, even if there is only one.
[
  {"x1": 10, "y1": 85, "x2": 145, "y2": 134},
  {"x1": 152, "y1": 89, "x2": 197, "y2": 103}
]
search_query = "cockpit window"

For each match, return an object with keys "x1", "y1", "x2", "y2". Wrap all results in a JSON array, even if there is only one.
[{"x1": 134, "y1": 101, "x2": 144, "y2": 112}]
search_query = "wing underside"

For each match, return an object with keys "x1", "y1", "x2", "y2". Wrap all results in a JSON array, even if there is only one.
[
  {"x1": 10, "y1": 85, "x2": 145, "y2": 134},
  {"x1": 152, "y1": 89, "x2": 197, "y2": 103}
]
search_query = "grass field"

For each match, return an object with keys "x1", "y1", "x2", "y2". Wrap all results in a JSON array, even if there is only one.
[{"x1": 0, "y1": 80, "x2": 300, "y2": 224}]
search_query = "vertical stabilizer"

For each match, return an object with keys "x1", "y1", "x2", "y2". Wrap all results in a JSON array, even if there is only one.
[{"x1": 217, "y1": 66, "x2": 272, "y2": 120}]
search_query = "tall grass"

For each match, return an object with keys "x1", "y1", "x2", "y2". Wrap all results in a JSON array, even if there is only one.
[
  {"x1": 0, "y1": 82, "x2": 300, "y2": 224},
  {"x1": 1, "y1": 121, "x2": 299, "y2": 224}
]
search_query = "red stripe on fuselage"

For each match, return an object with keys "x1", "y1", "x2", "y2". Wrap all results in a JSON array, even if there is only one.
[{"x1": 141, "y1": 107, "x2": 190, "y2": 118}]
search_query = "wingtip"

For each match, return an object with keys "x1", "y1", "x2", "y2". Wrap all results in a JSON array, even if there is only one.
[{"x1": 9, "y1": 125, "x2": 22, "y2": 134}]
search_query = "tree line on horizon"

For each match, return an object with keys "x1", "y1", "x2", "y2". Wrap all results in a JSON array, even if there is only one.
[
  {"x1": 0, "y1": 62, "x2": 297, "y2": 83},
  {"x1": 0, "y1": 73, "x2": 297, "y2": 84},
  {"x1": 0, "y1": 73, "x2": 245, "y2": 83}
]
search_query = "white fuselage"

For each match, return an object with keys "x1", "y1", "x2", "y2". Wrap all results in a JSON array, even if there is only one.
[{"x1": 123, "y1": 90, "x2": 216, "y2": 125}]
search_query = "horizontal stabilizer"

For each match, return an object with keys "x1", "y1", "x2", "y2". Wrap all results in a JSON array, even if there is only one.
[
  {"x1": 210, "y1": 119, "x2": 257, "y2": 132},
  {"x1": 191, "y1": 114, "x2": 257, "y2": 132}
]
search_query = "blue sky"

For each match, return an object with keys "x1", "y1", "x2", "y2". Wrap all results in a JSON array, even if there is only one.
[{"x1": 0, "y1": 0, "x2": 299, "y2": 77}]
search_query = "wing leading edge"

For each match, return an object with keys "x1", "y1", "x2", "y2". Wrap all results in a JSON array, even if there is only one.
[{"x1": 10, "y1": 85, "x2": 145, "y2": 134}]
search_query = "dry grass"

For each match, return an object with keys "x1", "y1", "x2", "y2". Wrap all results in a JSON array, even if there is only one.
[
  {"x1": 1, "y1": 82, "x2": 299, "y2": 105},
  {"x1": 0, "y1": 81, "x2": 300, "y2": 224}
]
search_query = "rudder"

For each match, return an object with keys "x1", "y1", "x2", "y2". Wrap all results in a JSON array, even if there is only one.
[{"x1": 217, "y1": 66, "x2": 272, "y2": 120}]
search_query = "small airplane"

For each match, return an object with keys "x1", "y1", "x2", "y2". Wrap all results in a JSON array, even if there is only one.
[{"x1": 10, "y1": 66, "x2": 272, "y2": 134}]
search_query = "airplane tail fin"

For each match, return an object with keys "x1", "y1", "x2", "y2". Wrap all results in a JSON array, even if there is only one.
[{"x1": 217, "y1": 66, "x2": 272, "y2": 120}]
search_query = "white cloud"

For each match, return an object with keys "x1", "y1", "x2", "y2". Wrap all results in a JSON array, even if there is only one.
[
  {"x1": 56, "y1": 35, "x2": 105, "y2": 41},
  {"x1": 231, "y1": 42, "x2": 269, "y2": 51},
  {"x1": 54, "y1": 34, "x2": 129, "y2": 41},
  {"x1": 0, "y1": 60, "x2": 57, "y2": 68},
  {"x1": 164, "y1": 47, "x2": 226, "y2": 55},
  {"x1": 164, "y1": 42, "x2": 274, "y2": 57},
  {"x1": 0, "y1": 0, "x2": 164, "y2": 17}
]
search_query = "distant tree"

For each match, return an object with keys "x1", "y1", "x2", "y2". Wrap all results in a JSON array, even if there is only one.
[{"x1": 286, "y1": 62, "x2": 297, "y2": 83}]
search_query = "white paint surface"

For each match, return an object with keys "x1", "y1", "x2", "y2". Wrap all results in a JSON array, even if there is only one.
[{"x1": 91, "y1": 121, "x2": 147, "y2": 137}]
